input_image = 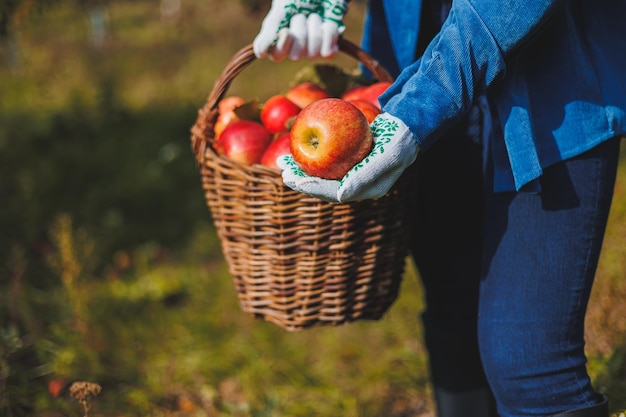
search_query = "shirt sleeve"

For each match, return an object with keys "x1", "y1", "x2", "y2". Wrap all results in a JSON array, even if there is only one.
[{"x1": 379, "y1": 0, "x2": 565, "y2": 150}]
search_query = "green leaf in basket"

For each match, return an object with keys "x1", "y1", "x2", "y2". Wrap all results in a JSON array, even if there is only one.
[
  {"x1": 233, "y1": 99, "x2": 262, "y2": 122},
  {"x1": 290, "y1": 64, "x2": 354, "y2": 98},
  {"x1": 291, "y1": 65, "x2": 321, "y2": 86},
  {"x1": 312, "y1": 64, "x2": 352, "y2": 97}
]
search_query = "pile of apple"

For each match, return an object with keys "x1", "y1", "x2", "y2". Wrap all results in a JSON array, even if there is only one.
[{"x1": 213, "y1": 80, "x2": 391, "y2": 179}]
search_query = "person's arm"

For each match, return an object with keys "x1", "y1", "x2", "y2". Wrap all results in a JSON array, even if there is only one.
[
  {"x1": 381, "y1": 0, "x2": 565, "y2": 150},
  {"x1": 276, "y1": 0, "x2": 566, "y2": 202}
]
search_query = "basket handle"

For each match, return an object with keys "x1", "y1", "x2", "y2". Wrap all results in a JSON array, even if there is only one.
[
  {"x1": 192, "y1": 37, "x2": 394, "y2": 163},
  {"x1": 205, "y1": 37, "x2": 393, "y2": 112}
]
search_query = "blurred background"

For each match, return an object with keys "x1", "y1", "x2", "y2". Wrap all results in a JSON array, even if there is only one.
[{"x1": 1, "y1": 1, "x2": 625, "y2": 416}]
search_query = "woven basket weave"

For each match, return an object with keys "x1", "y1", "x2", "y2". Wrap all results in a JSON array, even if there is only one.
[{"x1": 190, "y1": 38, "x2": 416, "y2": 332}]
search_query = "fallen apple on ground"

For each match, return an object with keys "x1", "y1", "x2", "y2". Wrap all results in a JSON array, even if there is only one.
[
  {"x1": 260, "y1": 95, "x2": 301, "y2": 134},
  {"x1": 290, "y1": 98, "x2": 373, "y2": 180},
  {"x1": 286, "y1": 82, "x2": 331, "y2": 109},
  {"x1": 261, "y1": 132, "x2": 292, "y2": 169},
  {"x1": 48, "y1": 378, "x2": 68, "y2": 398},
  {"x1": 216, "y1": 120, "x2": 273, "y2": 165}
]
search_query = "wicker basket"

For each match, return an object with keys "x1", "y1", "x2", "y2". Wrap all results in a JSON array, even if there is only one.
[{"x1": 190, "y1": 38, "x2": 416, "y2": 332}]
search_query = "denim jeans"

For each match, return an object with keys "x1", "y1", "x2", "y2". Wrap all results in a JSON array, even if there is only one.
[{"x1": 410, "y1": 127, "x2": 620, "y2": 416}]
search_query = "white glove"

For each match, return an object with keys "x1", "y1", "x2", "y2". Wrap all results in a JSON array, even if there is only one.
[
  {"x1": 277, "y1": 113, "x2": 420, "y2": 202},
  {"x1": 253, "y1": 0, "x2": 348, "y2": 61}
]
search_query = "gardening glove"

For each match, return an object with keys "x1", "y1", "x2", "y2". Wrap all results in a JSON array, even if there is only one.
[
  {"x1": 277, "y1": 113, "x2": 420, "y2": 202},
  {"x1": 253, "y1": 0, "x2": 348, "y2": 61}
]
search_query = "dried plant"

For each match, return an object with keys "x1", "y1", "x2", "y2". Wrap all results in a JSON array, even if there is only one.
[{"x1": 68, "y1": 381, "x2": 102, "y2": 417}]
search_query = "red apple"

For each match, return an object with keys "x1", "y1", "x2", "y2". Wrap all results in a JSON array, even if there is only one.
[
  {"x1": 214, "y1": 96, "x2": 245, "y2": 141},
  {"x1": 214, "y1": 112, "x2": 240, "y2": 141},
  {"x1": 260, "y1": 95, "x2": 301, "y2": 134},
  {"x1": 290, "y1": 98, "x2": 373, "y2": 180},
  {"x1": 218, "y1": 95, "x2": 246, "y2": 114},
  {"x1": 261, "y1": 132, "x2": 292, "y2": 169},
  {"x1": 346, "y1": 99, "x2": 382, "y2": 123},
  {"x1": 340, "y1": 85, "x2": 368, "y2": 101},
  {"x1": 217, "y1": 120, "x2": 273, "y2": 165},
  {"x1": 359, "y1": 81, "x2": 392, "y2": 109},
  {"x1": 286, "y1": 82, "x2": 331, "y2": 109}
]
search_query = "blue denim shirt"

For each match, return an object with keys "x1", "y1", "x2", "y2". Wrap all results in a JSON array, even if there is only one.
[{"x1": 362, "y1": 0, "x2": 626, "y2": 191}]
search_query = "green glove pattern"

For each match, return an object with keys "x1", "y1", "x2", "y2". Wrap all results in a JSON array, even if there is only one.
[
  {"x1": 341, "y1": 115, "x2": 399, "y2": 186},
  {"x1": 253, "y1": 0, "x2": 348, "y2": 60}
]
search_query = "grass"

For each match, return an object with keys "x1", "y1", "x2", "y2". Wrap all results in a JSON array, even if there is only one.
[
  {"x1": 13, "y1": 216, "x2": 434, "y2": 416},
  {"x1": 1, "y1": 1, "x2": 625, "y2": 416}
]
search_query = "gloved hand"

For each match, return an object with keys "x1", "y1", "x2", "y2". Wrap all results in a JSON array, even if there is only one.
[
  {"x1": 277, "y1": 113, "x2": 420, "y2": 202},
  {"x1": 253, "y1": 0, "x2": 348, "y2": 61}
]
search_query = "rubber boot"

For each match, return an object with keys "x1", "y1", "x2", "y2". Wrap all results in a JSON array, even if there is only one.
[
  {"x1": 434, "y1": 386, "x2": 498, "y2": 417},
  {"x1": 422, "y1": 313, "x2": 498, "y2": 417},
  {"x1": 551, "y1": 396, "x2": 609, "y2": 417}
]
